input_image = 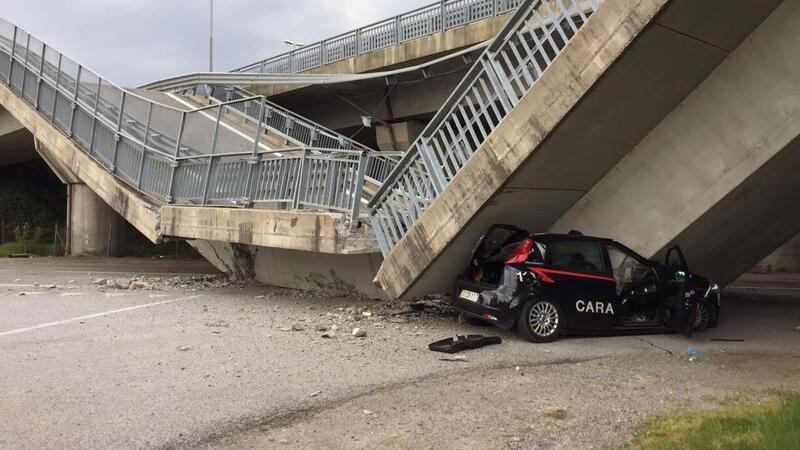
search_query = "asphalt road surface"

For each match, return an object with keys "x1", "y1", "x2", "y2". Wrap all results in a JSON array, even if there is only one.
[{"x1": 1, "y1": 258, "x2": 798, "y2": 449}]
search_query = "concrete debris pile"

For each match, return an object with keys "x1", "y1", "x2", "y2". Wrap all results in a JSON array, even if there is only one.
[{"x1": 93, "y1": 274, "x2": 243, "y2": 291}]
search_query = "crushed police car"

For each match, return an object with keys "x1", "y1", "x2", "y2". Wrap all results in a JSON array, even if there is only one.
[{"x1": 452, "y1": 225, "x2": 721, "y2": 343}]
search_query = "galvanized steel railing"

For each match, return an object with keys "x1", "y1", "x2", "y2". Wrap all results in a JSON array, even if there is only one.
[
  {"x1": 0, "y1": 17, "x2": 390, "y2": 220},
  {"x1": 178, "y1": 84, "x2": 404, "y2": 187},
  {"x1": 178, "y1": 84, "x2": 371, "y2": 152},
  {"x1": 368, "y1": 0, "x2": 603, "y2": 255},
  {"x1": 235, "y1": 0, "x2": 525, "y2": 74}
]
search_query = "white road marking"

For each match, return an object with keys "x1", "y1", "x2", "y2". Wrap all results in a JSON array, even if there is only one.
[
  {"x1": 0, "y1": 284, "x2": 36, "y2": 288},
  {"x1": 0, "y1": 295, "x2": 201, "y2": 337},
  {"x1": 60, "y1": 292, "x2": 87, "y2": 297},
  {"x1": 166, "y1": 93, "x2": 273, "y2": 151}
]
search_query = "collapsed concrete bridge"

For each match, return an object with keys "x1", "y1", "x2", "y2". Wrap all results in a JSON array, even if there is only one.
[{"x1": 1, "y1": 0, "x2": 799, "y2": 300}]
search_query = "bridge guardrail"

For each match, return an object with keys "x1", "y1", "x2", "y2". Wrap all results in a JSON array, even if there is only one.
[
  {"x1": 0, "y1": 18, "x2": 375, "y2": 221},
  {"x1": 234, "y1": 0, "x2": 525, "y2": 74}
]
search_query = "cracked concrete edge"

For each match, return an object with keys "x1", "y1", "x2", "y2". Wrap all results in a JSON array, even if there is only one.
[
  {"x1": 0, "y1": 82, "x2": 162, "y2": 243},
  {"x1": 162, "y1": 206, "x2": 380, "y2": 255}
]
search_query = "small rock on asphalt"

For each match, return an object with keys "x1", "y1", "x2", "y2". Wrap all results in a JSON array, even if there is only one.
[{"x1": 352, "y1": 328, "x2": 367, "y2": 338}]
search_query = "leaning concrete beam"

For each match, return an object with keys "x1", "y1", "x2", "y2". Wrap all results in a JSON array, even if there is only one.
[
  {"x1": 161, "y1": 206, "x2": 379, "y2": 255},
  {"x1": 553, "y1": 0, "x2": 800, "y2": 285},
  {"x1": 374, "y1": 0, "x2": 670, "y2": 299},
  {"x1": 0, "y1": 82, "x2": 161, "y2": 243}
]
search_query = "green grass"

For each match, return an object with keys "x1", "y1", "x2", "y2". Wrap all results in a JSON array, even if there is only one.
[
  {"x1": 620, "y1": 394, "x2": 800, "y2": 450},
  {"x1": 0, "y1": 242, "x2": 55, "y2": 257}
]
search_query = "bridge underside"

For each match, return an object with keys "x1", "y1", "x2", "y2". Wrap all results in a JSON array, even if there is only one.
[{"x1": 376, "y1": 0, "x2": 787, "y2": 299}]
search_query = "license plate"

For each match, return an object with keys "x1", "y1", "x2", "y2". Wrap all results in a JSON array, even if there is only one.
[{"x1": 459, "y1": 289, "x2": 480, "y2": 303}]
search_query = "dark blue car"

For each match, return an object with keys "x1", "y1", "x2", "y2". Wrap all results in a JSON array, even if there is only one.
[{"x1": 452, "y1": 225, "x2": 721, "y2": 343}]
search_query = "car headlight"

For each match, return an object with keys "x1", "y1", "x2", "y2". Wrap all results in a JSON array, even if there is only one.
[{"x1": 705, "y1": 282, "x2": 720, "y2": 297}]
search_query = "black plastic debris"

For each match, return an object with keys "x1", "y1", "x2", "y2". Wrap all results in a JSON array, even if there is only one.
[{"x1": 428, "y1": 335, "x2": 502, "y2": 354}]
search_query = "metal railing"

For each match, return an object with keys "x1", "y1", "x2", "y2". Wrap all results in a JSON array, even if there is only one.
[
  {"x1": 176, "y1": 84, "x2": 403, "y2": 187},
  {"x1": 177, "y1": 84, "x2": 371, "y2": 152},
  {"x1": 234, "y1": 0, "x2": 525, "y2": 74},
  {"x1": 367, "y1": 0, "x2": 603, "y2": 255},
  {"x1": 0, "y1": 18, "x2": 380, "y2": 220}
]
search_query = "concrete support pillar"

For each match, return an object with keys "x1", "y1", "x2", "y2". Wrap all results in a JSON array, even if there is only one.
[
  {"x1": 68, "y1": 183, "x2": 125, "y2": 256},
  {"x1": 375, "y1": 120, "x2": 426, "y2": 152}
]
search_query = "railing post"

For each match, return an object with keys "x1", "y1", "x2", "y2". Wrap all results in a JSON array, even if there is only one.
[
  {"x1": 51, "y1": 53, "x2": 61, "y2": 121},
  {"x1": 440, "y1": 0, "x2": 447, "y2": 31},
  {"x1": 201, "y1": 106, "x2": 224, "y2": 205},
  {"x1": 395, "y1": 16, "x2": 402, "y2": 44},
  {"x1": 289, "y1": 50, "x2": 295, "y2": 73},
  {"x1": 6, "y1": 26, "x2": 17, "y2": 83},
  {"x1": 243, "y1": 97, "x2": 266, "y2": 205},
  {"x1": 87, "y1": 76, "x2": 102, "y2": 156},
  {"x1": 136, "y1": 102, "x2": 153, "y2": 191},
  {"x1": 417, "y1": 140, "x2": 446, "y2": 194},
  {"x1": 34, "y1": 43, "x2": 45, "y2": 109},
  {"x1": 166, "y1": 111, "x2": 187, "y2": 203},
  {"x1": 19, "y1": 33, "x2": 29, "y2": 99},
  {"x1": 67, "y1": 65, "x2": 82, "y2": 138},
  {"x1": 110, "y1": 91, "x2": 126, "y2": 172},
  {"x1": 350, "y1": 151, "x2": 368, "y2": 229},
  {"x1": 355, "y1": 29, "x2": 362, "y2": 56},
  {"x1": 292, "y1": 149, "x2": 309, "y2": 209}
]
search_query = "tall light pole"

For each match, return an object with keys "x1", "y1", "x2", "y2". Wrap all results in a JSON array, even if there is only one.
[{"x1": 209, "y1": 0, "x2": 214, "y2": 72}]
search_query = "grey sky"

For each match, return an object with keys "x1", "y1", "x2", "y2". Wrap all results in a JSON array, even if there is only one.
[{"x1": 2, "y1": 0, "x2": 431, "y2": 86}]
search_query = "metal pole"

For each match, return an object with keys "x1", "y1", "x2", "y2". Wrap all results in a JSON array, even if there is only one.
[{"x1": 209, "y1": 0, "x2": 214, "y2": 72}]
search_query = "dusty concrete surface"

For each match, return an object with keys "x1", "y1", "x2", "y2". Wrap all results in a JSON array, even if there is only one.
[
  {"x1": 162, "y1": 207, "x2": 378, "y2": 255},
  {"x1": 0, "y1": 257, "x2": 798, "y2": 449}
]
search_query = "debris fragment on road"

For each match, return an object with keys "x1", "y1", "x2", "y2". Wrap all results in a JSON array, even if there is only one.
[
  {"x1": 428, "y1": 335, "x2": 502, "y2": 354},
  {"x1": 352, "y1": 328, "x2": 367, "y2": 338},
  {"x1": 439, "y1": 355, "x2": 468, "y2": 362}
]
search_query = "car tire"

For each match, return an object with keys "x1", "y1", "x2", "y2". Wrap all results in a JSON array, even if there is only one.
[
  {"x1": 517, "y1": 299, "x2": 563, "y2": 343},
  {"x1": 693, "y1": 299, "x2": 714, "y2": 332}
]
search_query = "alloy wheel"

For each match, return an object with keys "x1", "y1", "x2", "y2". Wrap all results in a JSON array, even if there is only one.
[{"x1": 528, "y1": 301, "x2": 559, "y2": 337}]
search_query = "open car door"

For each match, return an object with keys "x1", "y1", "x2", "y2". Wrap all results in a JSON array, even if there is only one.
[{"x1": 663, "y1": 245, "x2": 697, "y2": 337}]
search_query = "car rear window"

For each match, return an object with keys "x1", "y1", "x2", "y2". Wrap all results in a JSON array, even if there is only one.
[{"x1": 547, "y1": 240, "x2": 605, "y2": 273}]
